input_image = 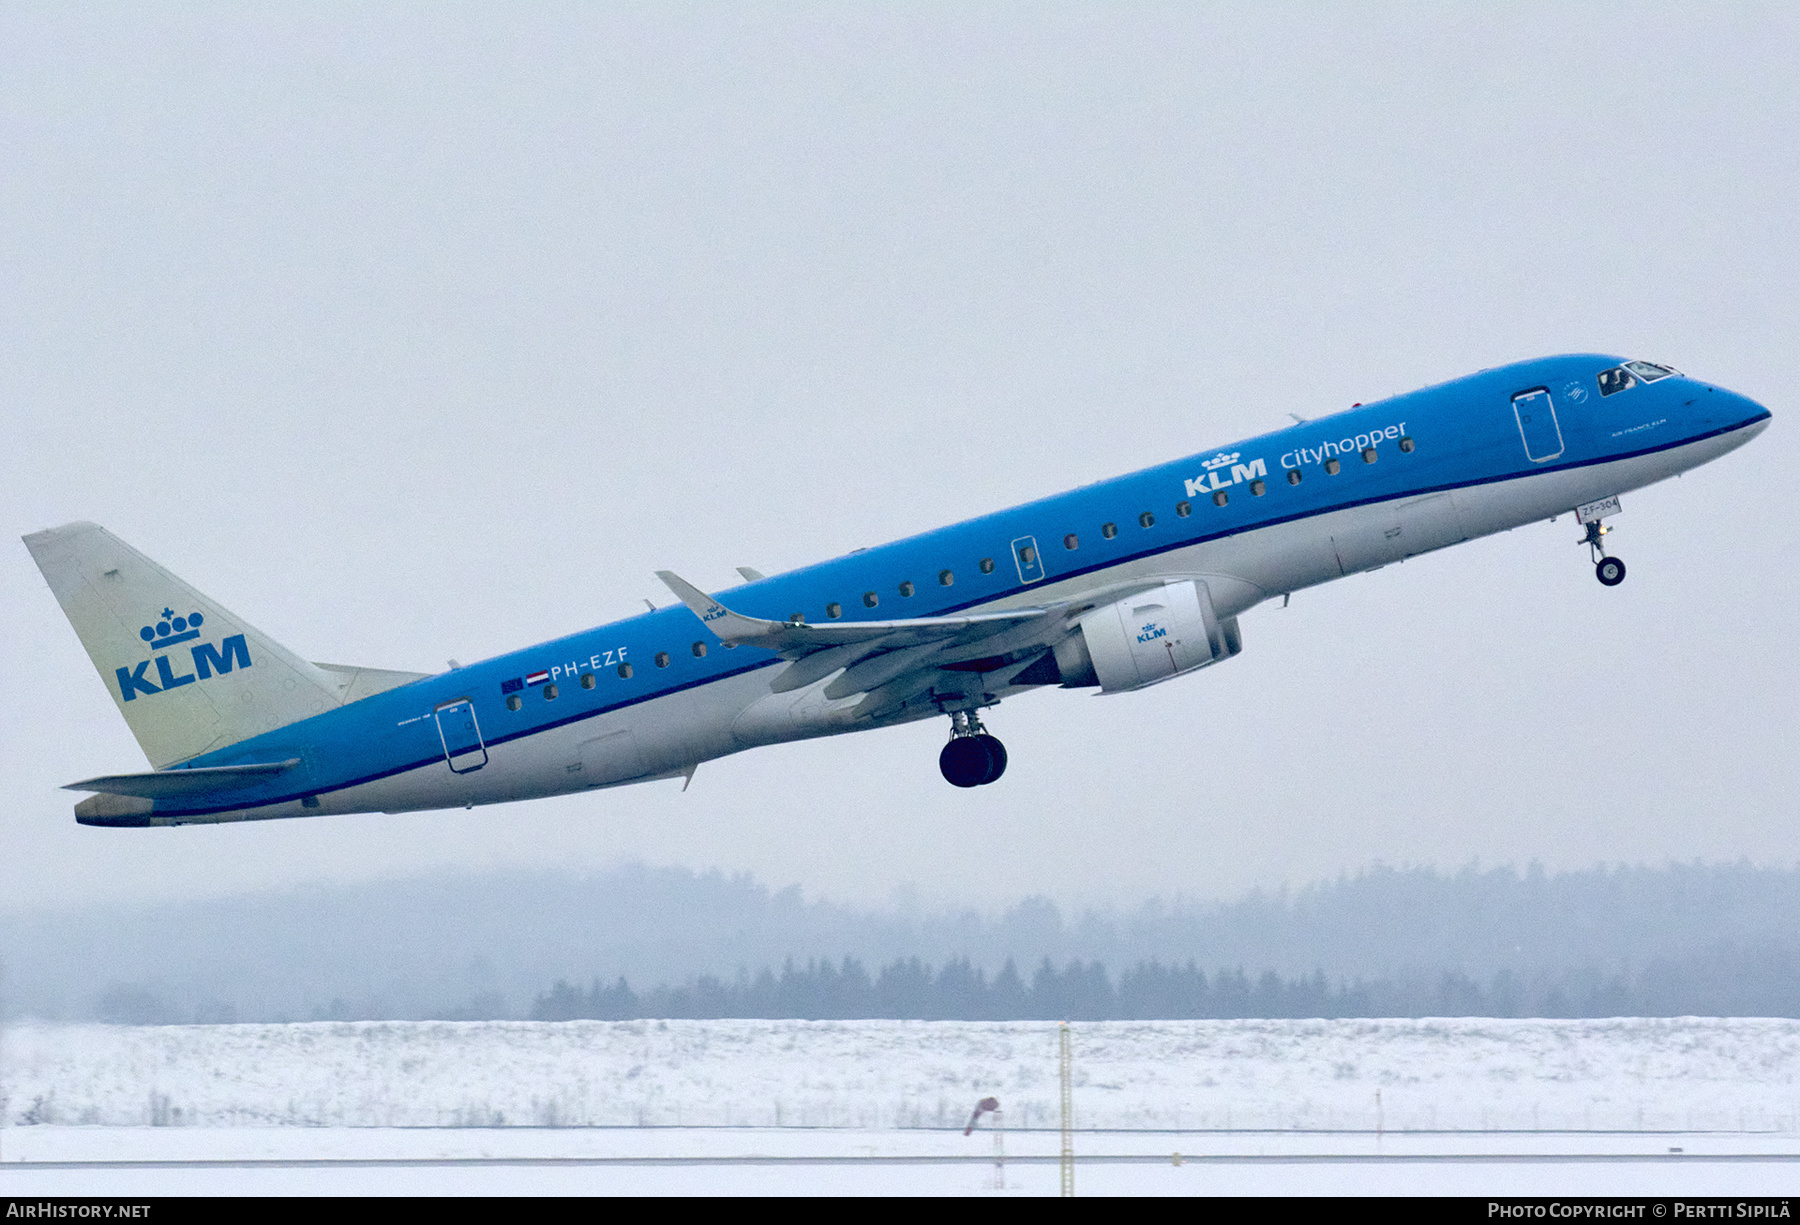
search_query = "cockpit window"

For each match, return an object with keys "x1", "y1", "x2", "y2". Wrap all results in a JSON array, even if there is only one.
[
  {"x1": 1597, "y1": 366, "x2": 1638, "y2": 396},
  {"x1": 1624, "y1": 360, "x2": 1679, "y2": 382},
  {"x1": 1599, "y1": 360, "x2": 1681, "y2": 396}
]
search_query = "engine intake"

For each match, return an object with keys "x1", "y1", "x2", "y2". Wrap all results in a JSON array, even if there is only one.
[{"x1": 1056, "y1": 580, "x2": 1241, "y2": 693}]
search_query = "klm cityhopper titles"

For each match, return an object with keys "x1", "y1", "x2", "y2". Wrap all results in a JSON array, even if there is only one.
[{"x1": 26, "y1": 355, "x2": 1770, "y2": 825}]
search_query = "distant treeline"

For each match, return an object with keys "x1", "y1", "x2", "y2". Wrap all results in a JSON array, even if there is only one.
[
  {"x1": 532, "y1": 943, "x2": 1800, "y2": 1021},
  {"x1": 19, "y1": 859, "x2": 1800, "y2": 1023}
]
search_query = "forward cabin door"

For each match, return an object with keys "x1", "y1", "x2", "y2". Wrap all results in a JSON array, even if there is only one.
[
  {"x1": 1511, "y1": 386, "x2": 1566, "y2": 463},
  {"x1": 434, "y1": 698, "x2": 489, "y2": 774}
]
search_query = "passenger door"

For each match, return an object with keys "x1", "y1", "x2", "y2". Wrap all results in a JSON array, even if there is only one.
[
  {"x1": 1511, "y1": 387, "x2": 1565, "y2": 463},
  {"x1": 433, "y1": 698, "x2": 488, "y2": 774}
]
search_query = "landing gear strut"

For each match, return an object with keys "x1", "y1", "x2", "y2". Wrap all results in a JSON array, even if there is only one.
[
  {"x1": 940, "y1": 709, "x2": 1007, "y2": 788},
  {"x1": 1583, "y1": 520, "x2": 1626, "y2": 587}
]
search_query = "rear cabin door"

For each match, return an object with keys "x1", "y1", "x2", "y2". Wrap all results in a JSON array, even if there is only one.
[
  {"x1": 434, "y1": 698, "x2": 488, "y2": 774},
  {"x1": 1511, "y1": 386, "x2": 1566, "y2": 463}
]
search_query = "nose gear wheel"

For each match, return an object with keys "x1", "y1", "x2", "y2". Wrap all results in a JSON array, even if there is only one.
[{"x1": 1582, "y1": 520, "x2": 1625, "y2": 586}]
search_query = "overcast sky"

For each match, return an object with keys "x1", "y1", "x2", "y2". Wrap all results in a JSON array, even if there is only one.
[{"x1": 4, "y1": 3, "x2": 1795, "y2": 913}]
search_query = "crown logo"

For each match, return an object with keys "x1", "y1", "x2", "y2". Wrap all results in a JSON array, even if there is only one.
[
  {"x1": 1200, "y1": 451, "x2": 1240, "y2": 471},
  {"x1": 140, "y1": 608, "x2": 204, "y2": 650}
]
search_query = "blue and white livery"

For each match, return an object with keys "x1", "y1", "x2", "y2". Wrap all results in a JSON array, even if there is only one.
[{"x1": 24, "y1": 354, "x2": 1771, "y2": 824}]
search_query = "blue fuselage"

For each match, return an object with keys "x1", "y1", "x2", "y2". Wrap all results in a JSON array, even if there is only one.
[{"x1": 138, "y1": 354, "x2": 1772, "y2": 822}]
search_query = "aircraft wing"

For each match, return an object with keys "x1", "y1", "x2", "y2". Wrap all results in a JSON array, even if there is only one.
[
  {"x1": 655, "y1": 570, "x2": 1174, "y2": 715},
  {"x1": 654, "y1": 570, "x2": 1047, "y2": 655}
]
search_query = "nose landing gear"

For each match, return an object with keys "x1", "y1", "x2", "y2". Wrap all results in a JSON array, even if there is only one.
[
  {"x1": 940, "y1": 709, "x2": 1007, "y2": 788},
  {"x1": 1583, "y1": 520, "x2": 1626, "y2": 586}
]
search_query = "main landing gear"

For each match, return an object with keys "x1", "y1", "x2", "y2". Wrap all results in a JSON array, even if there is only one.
[
  {"x1": 940, "y1": 709, "x2": 1007, "y2": 788},
  {"x1": 1583, "y1": 520, "x2": 1626, "y2": 587}
]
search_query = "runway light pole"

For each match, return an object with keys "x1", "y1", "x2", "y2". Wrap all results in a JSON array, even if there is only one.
[{"x1": 1059, "y1": 1022, "x2": 1074, "y2": 1197}]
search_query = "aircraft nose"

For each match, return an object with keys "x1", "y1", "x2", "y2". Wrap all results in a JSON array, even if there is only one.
[
  {"x1": 1702, "y1": 385, "x2": 1772, "y2": 434},
  {"x1": 1728, "y1": 388, "x2": 1773, "y2": 432},
  {"x1": 1699, "y1": 384, "x2": 1771, "y2": 451}
]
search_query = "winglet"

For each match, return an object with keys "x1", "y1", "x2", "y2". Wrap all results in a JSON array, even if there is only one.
[{"x1": 654, "y1": 571, "x2": 785, "y2": 646}]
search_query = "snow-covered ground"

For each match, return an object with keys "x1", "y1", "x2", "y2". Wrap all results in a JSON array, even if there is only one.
[
  {"x1": 5, "y1": 1019, "x2": 1799, "y2": 1194},
  {"x1": 6, "y1": 1017, "x2": 1800, "y2": 1133}
]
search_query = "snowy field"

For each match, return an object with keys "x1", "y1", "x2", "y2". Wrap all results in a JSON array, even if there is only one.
[
  {"x1": 4, "y1": 1018, "x2": 1799, "y2": 1194},
  {"x1": 8, "y1": 1017, "x2": 1800, "y2": 1132}
]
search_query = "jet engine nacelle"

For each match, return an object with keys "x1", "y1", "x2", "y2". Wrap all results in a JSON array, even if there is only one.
[{"x1": 1054, "y1": 580, "x2": 1242, "y2": 693}]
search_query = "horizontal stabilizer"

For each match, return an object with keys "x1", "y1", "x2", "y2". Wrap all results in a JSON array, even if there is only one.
[{"x1": 64, "y1": 759, "x2": 301, "y2": 799}]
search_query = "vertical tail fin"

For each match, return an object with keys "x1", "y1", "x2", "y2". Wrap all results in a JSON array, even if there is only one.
[{"x1": 23, "y1": 522, "x2": 346, "y2": 768}]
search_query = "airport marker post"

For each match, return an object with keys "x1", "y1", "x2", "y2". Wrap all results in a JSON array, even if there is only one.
[{"x1": 1059, "y1": 1022, "x2": 1074, "y2": 1197}]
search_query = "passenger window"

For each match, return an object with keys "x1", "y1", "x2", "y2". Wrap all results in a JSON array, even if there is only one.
[
  {"x1": 1362, "y1": 447, "x2": 1377, "y2": 464},
  {"x1": 617, "y1": 662, "x2": 633, "y2": 679},
  {"x1": 1598, "y1": 367, "x2": 1638, "y2": 396},
  {"x1": 1063, "y1": 533, "x2": 1079, "y2": 550},
  {"x1": 863, "y1": 591, "x2": 879, "y2": 608},
  {"x1": 691, "y1": 641, "x2": 707, "y2": 658},
  {"x1": 1250, "y1": 479, "x2": 1266, "y2": 495},
  {"x1": 1020, "y1": 545, "x2": 1037, "y2": 566},
  {"x1": 580, "y1": 673, "x2": 595, "y2": 690},
  {"x1": 1101, "y1": 522, "x2": 1118, "y2": 539},
  {"x1": 1176, "y1": 501, "x2": 1192, "y2": 517},
  {"x1": 1212, "y1": 490, "x2": 1228, "y2": 507},
  {"x1": 898, "y1": 580, "x2": 915, "y2": 597},
  {"x1": 1286, "y1": 469, "x2": 1302, "y2": 485},
  {"x1": 506, "y1": 694, "x2": 522, "y2": 712},
  {"x1": 1325, "y1": 458, "x2": 1341, "y2": 475},
  {"x1": 544, "y1": 684, "x2": 559, "y2": 700},
  {"x1": 655, "y1": 652, "x2": 670, "y2": 668},
  {"x1": 1398, "y1": 436, "x2": 1415, "y2": 453},
  {"x1": 979, "y1": 558, "x2": 996, "y2": 574},
  {"x1": 1138, "y1": 511, "x2": 1154, "y2": 528},
  {"x1": 826, "y1": 602, "x2": 842, "y2": 619},
  {"x1": 938, "y1": 569, "x2": 954, "y2": 586}
]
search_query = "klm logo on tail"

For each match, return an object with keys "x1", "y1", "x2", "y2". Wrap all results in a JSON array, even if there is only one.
[{"x1": 116, "y1": 607, "x2": 252, "y2": 701}]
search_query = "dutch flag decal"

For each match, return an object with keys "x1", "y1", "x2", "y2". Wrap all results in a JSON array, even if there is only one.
[{"x1": 525, "y1": 671, "x2": 550, "y2": 687}]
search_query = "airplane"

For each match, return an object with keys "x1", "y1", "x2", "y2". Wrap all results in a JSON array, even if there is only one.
[{"x1": 24, "y1": 354, "x2": 1770, "y2": 826}]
